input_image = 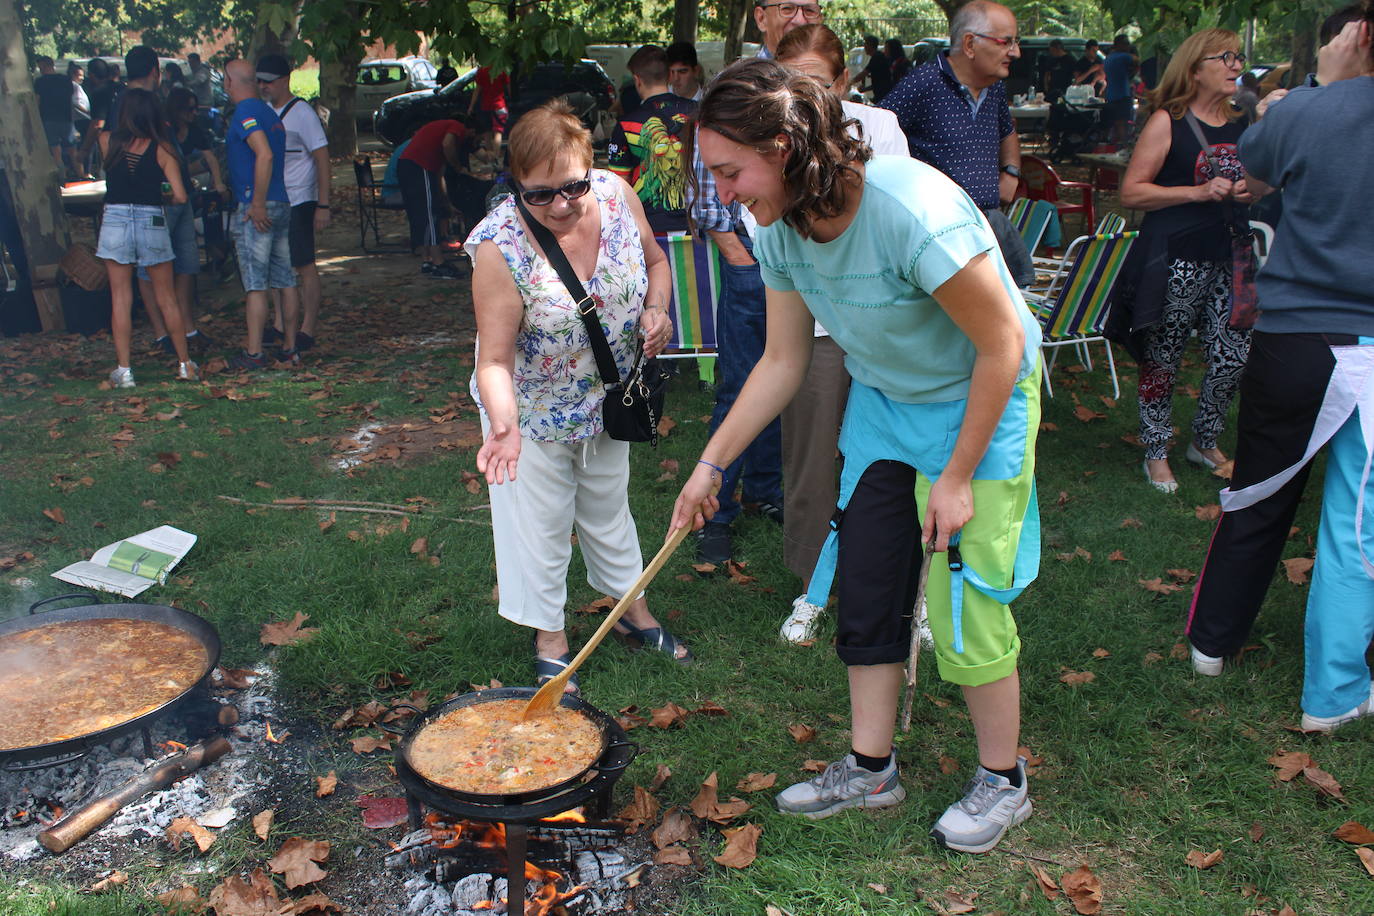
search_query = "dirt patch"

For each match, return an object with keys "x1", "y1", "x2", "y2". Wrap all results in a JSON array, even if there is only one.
[{"x1": 332, "y1": 417, "x2": 483, "y2": 471}]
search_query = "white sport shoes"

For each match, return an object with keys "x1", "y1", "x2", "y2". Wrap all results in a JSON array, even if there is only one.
[
  {"x1": 775, "y1": 752, "x2": 906, "y2": 819},
  {"x1": 109, "y1": 366, "x2": 136, "y2": 389},
  {"x1": 1301, "y1": 681, "x2": 1374, "y2": 733},
  {"x1": 1191, "y1": 645, "x2": 1224, "y2": 676},
  {"x1": 930, "y1": 757, "x2": 1032, "y2": 854},
  {"x1": 780, "y1": 595, "x2": 825, "y2": 643}
]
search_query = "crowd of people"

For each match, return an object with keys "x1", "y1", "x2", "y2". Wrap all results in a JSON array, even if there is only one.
[{"x1": 462, "y1": 0, "x2": 1374, "y2": 862}]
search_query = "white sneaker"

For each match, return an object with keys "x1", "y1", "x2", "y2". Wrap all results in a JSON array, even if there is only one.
[
  {"x1": 930, "y1": 758, "x2": 1032, "y2": 854},
  {"x1": 1301, "y1": 681, "x2": 1374, "y2": 733},
  {"x1": 775, "y1": 752, "x2": 905, "y2": 819},
  {"x1": 1191, "y1": 645, "x2": 1224, "y2": 676},
  {"x1": 780, "y1": 594, "x2": 825, "y2": 643},
  {"x1": 177, "y1": 360, "x2": 200, "y2": 381},
  {"x1": 109, "y1": 366, "x2": 136, "y2": 389}
]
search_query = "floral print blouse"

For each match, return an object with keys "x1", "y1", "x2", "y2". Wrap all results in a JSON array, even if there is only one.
[{"x1": 465, "y1": 170, "x2": 649, "y2": 443}]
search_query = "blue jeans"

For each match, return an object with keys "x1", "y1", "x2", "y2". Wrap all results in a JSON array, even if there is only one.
[
  {"x1": 708, "y1": 238, "x2": 783, "y2": 525},
  {"x1": 232, "y1": 201, "x2": 295, "y2": 292}
]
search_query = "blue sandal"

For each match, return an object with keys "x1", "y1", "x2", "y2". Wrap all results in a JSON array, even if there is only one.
[
  {"x1": 533, "y1": 647, "x2": 581, "y2": 694},
  {"x1": 613, "y1": 620, "x2": 694, "y2": 664}
]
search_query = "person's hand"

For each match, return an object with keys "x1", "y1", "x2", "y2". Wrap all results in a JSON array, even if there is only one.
[
  {"x1": 719, "y1": 248, "x2": 757, "y2": 267},
  {"x1": 214, "y1": 182, "x2": 229, "y2": 203},
  {"x1": 314, "y1": 205, "x2": 331, "y2": 231},
  {"x1": 1229, "y1": 177, "x2": 1255, "y2": 204},
  {"x1": 476, "y1": 419, "x2": 521, "y2": 485},
  {"x1": 1197, "y1": 177, "x2": 1234, "y2": 202},
  {"x1": 670, "y1": 461, "x2": 722, "y2": 533},
  {"x1": 248, "y1": 201, "x2": 271, "y2": 232},
  {"x1": 1255, "y1": 87, "x2": 1288, "y2": 119},
  {"x1": 921, "y1": 473, "x2": 973, "y2": 553},
  {"x1": 640, "y1": 306, "x2": 672, "y2": 358},
  {"x1": 1318, "y1": 20, "x2": 1372, "y2": 87}
]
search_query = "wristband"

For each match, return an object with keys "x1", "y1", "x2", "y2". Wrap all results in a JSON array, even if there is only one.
[
  {"x1": 697, "y1": 459, "x2": 726, "y2": 477},
  {"x1": 317, "y1": 204, "x2": 330, "y2": 209}
]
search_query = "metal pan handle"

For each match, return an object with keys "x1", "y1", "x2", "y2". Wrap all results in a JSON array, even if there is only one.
[
  {"x1": 595, "y1": 739, "x2": 638, "y2": 775},
  {"x1": 29, "y1": 593, "x2": 103, "y2": 615},
  {"x1": 375, "y1": 703, "x2": 425, "y2": 736}
]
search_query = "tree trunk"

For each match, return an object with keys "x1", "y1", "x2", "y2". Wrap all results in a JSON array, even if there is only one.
[
  {"x1": 319, "y1": 43, "x2": 363, "y2": 156},
  {"x1": 672, "y1": 0, "x2": 698, "y2": 45},
  {"x1": 723, "y1": 0, "x2": 750, "y2": 62},
  {"x1": 1290, "y1": 24, "x2": 1317, "y2": 88},
  {"x1": 0, "y1": 0, "x2": 71, "y2": 331}
]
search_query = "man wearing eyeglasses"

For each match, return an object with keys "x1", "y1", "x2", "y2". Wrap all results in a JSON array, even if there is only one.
[
  {"x1": 684, "y1": 0, "x2": 820, "y2": 564},
  {"x1": 879, "y1": 0, "x2": 1034, "y2": 287}
]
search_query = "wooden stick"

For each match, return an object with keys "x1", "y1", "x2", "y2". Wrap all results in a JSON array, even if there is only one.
[
  {"x1": 38, "y1": 737, "x2": 232, "y2": 854},
  {"x1": 900, "y1": 543, "x2": 937, "y2": 733},
  {"x1": 272, "y1": 498, "x2": 421, "y2": 510},
  {"x1": 216, "y1": 496, "x2": 488, "y2": 525}
]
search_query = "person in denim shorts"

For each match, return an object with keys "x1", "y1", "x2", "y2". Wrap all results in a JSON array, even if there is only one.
[
  {"x1": 96, "y1": 88, "x2": 198, "y2": 387},
  {"x1": 223, "y1": 59, "x2": 298, "y2": 369}
]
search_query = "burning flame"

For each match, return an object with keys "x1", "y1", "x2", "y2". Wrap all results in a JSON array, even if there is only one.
[
  {"x1": 544, "y1": 808, "x2": 587, "y2": 823},
  {"x1": 264, "y1": 721, "x2": 289, "y2": 743},
  {"x1": 159, "y1": 740, "x2": 189, "y2": 753}
]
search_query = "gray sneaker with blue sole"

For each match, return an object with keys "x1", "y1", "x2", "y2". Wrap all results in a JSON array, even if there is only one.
[{"x1": 775, "y1": 752, "x2": 906, "y2": 819}]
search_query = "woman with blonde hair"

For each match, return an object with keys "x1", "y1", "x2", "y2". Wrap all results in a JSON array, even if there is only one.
[
  {"x1": 466, "y1": 99, "x2": 688, "y2": 692},
  {"x1": 1111, "y1": 28, "x2": 1265, "y2": 493},
  {"x1": 771, "y1": 23, "x2": 911, "y2": 643}
]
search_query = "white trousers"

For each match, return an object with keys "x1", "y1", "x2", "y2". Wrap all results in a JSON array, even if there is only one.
[{"x1": 485, "y1": 422, "x2": 645, "y2": 632}]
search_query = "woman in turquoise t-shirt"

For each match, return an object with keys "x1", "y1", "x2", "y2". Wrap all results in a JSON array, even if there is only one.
[{"x1": 671, "y1": 59, "x2": 1042, "y2": 855}]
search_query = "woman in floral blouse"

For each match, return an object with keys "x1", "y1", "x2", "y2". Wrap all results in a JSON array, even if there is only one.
[{"x1": 466, "y1": 99, "x2": 686, "y2": 693}]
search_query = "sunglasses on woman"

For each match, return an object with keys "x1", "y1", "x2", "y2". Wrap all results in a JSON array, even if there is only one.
[{"x1": 515, "y1": 173, "x2": 593, "y2": 206}]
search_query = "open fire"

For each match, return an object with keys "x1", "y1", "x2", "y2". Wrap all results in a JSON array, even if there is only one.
[{"x1": 387, "y1": 810, "x2": 640, "y2": 916}]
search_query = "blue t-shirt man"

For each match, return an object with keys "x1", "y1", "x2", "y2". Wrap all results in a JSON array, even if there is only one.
[
  {"x1": 1103, "y1": 51, "x2": 1134, "y2": 103},
  {"x1": 226, "y1": 98, "x2": 288, "y2": 205}
]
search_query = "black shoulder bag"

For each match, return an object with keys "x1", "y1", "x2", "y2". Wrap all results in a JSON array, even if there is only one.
[
  {"x1": 1183, "y1": 110, "x2": 1260, "y2": 330},
  {"x1": 514, "y1": 194, "x2": 667, "y2": 446}
]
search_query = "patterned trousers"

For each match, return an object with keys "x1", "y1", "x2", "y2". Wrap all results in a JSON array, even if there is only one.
[{"x1": 1137, "y1": 258, "x2": 1251, "y2": 460}]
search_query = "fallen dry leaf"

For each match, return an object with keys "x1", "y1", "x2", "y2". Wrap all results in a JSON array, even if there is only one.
[
  {"x1": 88, "y1": 871, "x2": 128, "y2": 893},
  {"x1": 651, "y1": 806, "x2": 697, "y2": 850},
  {"x1": 1283, "y1": 557, "x2": 1314, "y2": 585},
  {"x1": 315, "y1": 771, "x2": 338, "y2": 797},
  {"x1": 694, "y1": 699, "x2": 730, "y2": 717},
  {"x1": 267, "y1": 836, "x2": 330, "y2": 889},
  {"x1": 42, "y1": 507, "x2": 66, "y2": 524},
  {"x1": 1108, "y1": 550, "x2": 1127, "y2": 562},
  {"x1": 1061, "y1": 864, "x2": 1103, "y2": 915},
  {"x1": 156, "y1": 885, "x2": 208, "y2": 913},
  {"x1": 1120, "y1": 517, "x2": 1143, "y2": 528},
  {"x1": 259, "y1": 611, "x2": 320, "y2": 646},
  {"x1": 616, "y1": 785, "x2": 660, "y2": 833},
  {"x1": 285, "y1": 892, "x2": 342, "y2": 914},
  {"x1": 940, "y1": 889, "x2": 978, "y2": 914},
  {"x1": 788, "y1": 723, "x2": 817, "y2": 743},
  {"x1": 689, "y1": 772, "x2": 751, "y2": 824},
  {"x1": 1060, "y1": 669, "x2": 1096, "y2": 686},
  {"x1": 207, "y1": 868, "x2": 279, "y2": 916},
  {"x1": 409, "y1": 536, "x2": 428, "y2": 555},
  {"x1": 1031, "y1": 863, "x2": 1061, "y2": 900},
  {"x1": 1092, "y1": 648, "x2": 1111, "y2": 658},
  {"x1": 657, "y1": 416, "x2": 677, "y2": 437},
  {"x1": 574, "y1": 596, "x2": 615, "y2": 615},
  {"x1": 654, "y1": 845, "x2": 694, "y2": 866},
  {"x1": 939, "y1": 754, "x2": 960, "y2": 775},
  {"x1": 1357, "y1": 847, "x2": 1374, "y2": 877},
  {"x1": 802, "y1": 759, "x2": 829, "y2": 773},
  {"x1": 1139, "y1": 577, "x2": 1183, "y2": 595},
  {"x1": 1170, "y1": 642, "x2": 1189, "y2": 659},
  {"x1": 166, "y1": 817, "x2": 215, "y2": 853},
  {"x1": 713, "y1": 822, "x2": 762, "y2": 868},
  {"x1": 1268, "y1": 750, "x2": 1314, "y2": 782},
  {"x1": 1166, "y1": 568, "x2": 1197, "y2": 582},
  {"x1": 350, "y1": 733, "x2": 394, "y2": 754},
  {"x1": 1302, "y1": 765, "x2": 1346, "y2": 801},
  {"x1": 1249, "y1": 822, "x2": 1265, "y2": 842},
  {"x1": 868, "y1": 883, "x2": 889, "y2": 894},
  {"x1": 1073, "y1": 405, "x2": 1105, "y2": 422},
  {"x1": 1185, "y1": 848, "x2": 1224, "y2": 869},
  {"x1": 1334, "y1": 821, "x2": 1374, "y2": 844},
  {"x1": 737, "y1": 772, "x2": 777, "y2": 793},
  {"x1": 655, "y1": 458, "x2": 680, "y2": 482},
  {"x1": 1143, "y1": 651, "x2": 1163, "y2": 665},
  {"x1": 650, "y1": 763, "x2": 672, "y2": 791},
  {"x1": 217, "y1": 667, "x2": 257, "y2": 689},
  {"x1": 1195, "y1": 504, "x2": 1222, "y2": 521},
  {"x1": 649, "y1": 702, "x2": 691, "y2": 728},
  {"x1": 253, "y1": 809, "x2": 274, "y2": 842}
]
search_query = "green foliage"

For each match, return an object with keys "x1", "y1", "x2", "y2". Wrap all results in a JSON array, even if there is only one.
[{"x1": 20, "y1": 0, "x2": 247, "y2": 57}]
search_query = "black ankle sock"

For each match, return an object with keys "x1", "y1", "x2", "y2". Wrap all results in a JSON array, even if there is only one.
[
  {"x1": 986, "y1": 764, "x2": 1022, "y2": 788},
  {"x1": 851, "y1": 749, "x2": 892, "y2": 772}
]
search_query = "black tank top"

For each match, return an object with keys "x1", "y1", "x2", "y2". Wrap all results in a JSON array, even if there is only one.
[
  {"x1": 104, "y1": 140, "x2": 168, "y2": 207},
  {"x1": 1147, "y1": 113, "x2": 1249, "y2": 262}
]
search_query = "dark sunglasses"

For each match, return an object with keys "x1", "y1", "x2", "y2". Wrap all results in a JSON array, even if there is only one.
[{"x1": 515, "y1": 173, "x2": 592, "y2": 206}]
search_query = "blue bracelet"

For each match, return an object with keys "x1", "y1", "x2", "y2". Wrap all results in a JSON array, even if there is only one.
[{"x1": 698, "y1": 459, "x2": 726, "y2": 476}]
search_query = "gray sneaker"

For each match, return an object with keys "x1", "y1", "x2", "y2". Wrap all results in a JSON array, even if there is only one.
[
  {"x1": 776, "y1": 752, "x2": 905, "y2": 819},
  {"x1": 109, "y1": 366, "x2": 136, "y2": 389},
  {"x1": 930, "y1": 758, "x2": 1032, "y2": 854}
]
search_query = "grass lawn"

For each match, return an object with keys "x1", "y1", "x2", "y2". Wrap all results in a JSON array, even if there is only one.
[{"x1": 1, "y1": 227, "x2": 1371, "y2": 914}]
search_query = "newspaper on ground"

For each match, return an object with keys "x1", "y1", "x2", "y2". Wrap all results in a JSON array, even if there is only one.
[{"x1": 51, "y1": 525, "x2": 197, "y2": 598}]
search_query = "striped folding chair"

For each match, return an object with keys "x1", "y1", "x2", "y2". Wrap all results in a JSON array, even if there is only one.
[
  {"x1": 1031, "y1": 212, "x2": 1127, "y2": 274},
  {"x1": 1022, "y1": 231, "x2": 1138, "y2": 399},
  {"x1": 654, "y1": 233, "x2": 723, "y2": 382},
  {"x1": 1005, "y1": 197, "x2": 1057, "y2": 262}
]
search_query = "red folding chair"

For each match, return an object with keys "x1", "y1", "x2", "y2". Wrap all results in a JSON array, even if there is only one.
[{"x1": 1019, "y1": 154, "x2": 1095, "y2": 246}]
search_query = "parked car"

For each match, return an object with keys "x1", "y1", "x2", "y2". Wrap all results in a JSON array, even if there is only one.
[
  {"x1": 373, "y1": 59, "x2": 615, "y2": 146},
  {"x1": 355, "y1": 57, "x2": 439, "y2": 126}
]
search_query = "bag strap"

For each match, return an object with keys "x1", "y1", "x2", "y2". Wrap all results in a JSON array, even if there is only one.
[
  {"x1": 512, "y1": 192, "x2": 627, "y2": 390},
  {"x1": 280, "y1": 96, "x2": 305, "y2": 120},
  {"x1": 1182, "y1": 110, "x2": 1243, "y2": 230}
]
